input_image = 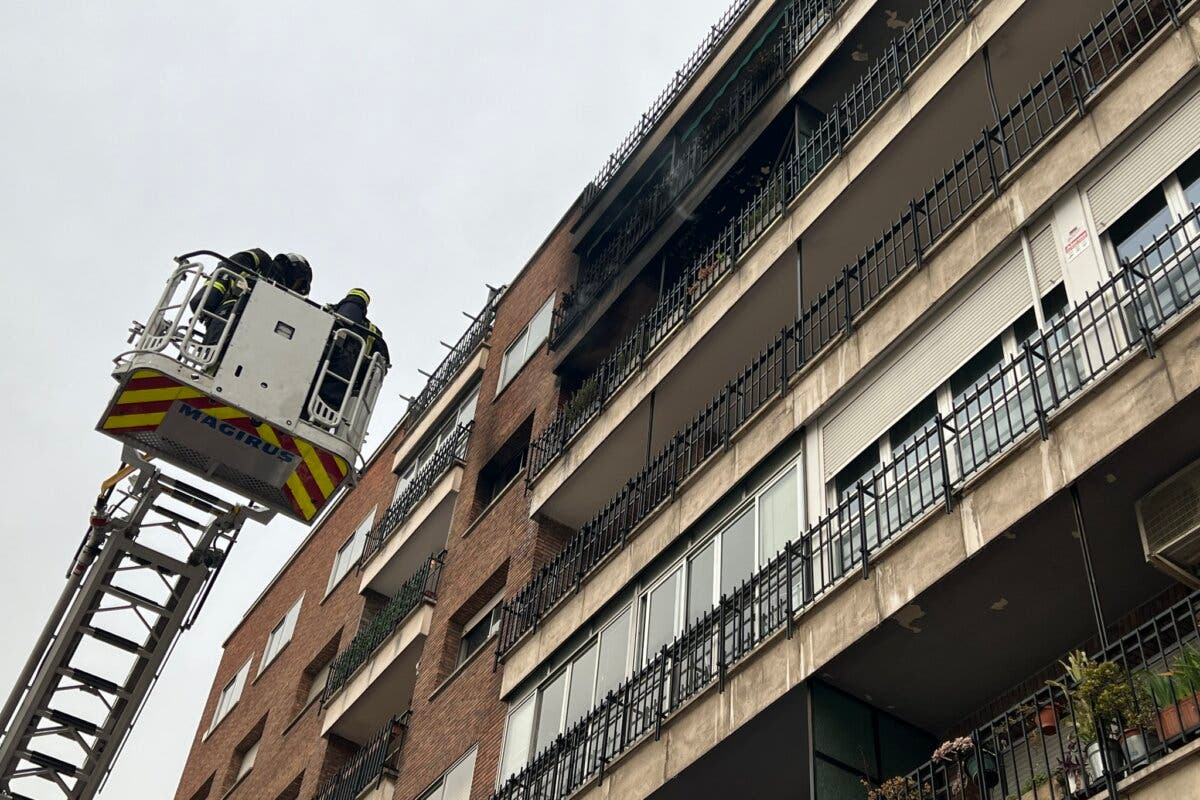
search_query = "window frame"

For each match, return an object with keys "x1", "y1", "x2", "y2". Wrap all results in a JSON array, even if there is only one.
[
  {"x1": 326, "y1": 506, "x2": 376, "y2": 595},
  {"x1": 458, "y1": 591, "x2": 503, "y2": 667},
  {"x1": 207, "y1": 658, "x2": 251, "y2": 735},
  {"x1": 235, "y1": 738, "x2": 259, "y2": 782},
  {"x1": 418, "y1": 746, "x2": 478, "y2": 800},
  {"x1": 497, "y1": 296, "x2": 554, "y2": 393},
  {"x1": 259, "y1": 594, "x2": 304, "y2": 676}
]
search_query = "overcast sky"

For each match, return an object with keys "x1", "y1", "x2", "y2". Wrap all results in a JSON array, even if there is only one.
[{"x1": 0, "y1": 1, "x2": 734, "y2": 797}]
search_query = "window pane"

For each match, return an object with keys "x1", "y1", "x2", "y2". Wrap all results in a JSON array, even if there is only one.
[
  {"x1": 442, "y1": 748, "x2": 476, "y2": 800},
  {"x1": 528, "y1": 297, "x2": 554, "y2": 349},
  {"x1": 565, "y1": 644, "x2": 598, "y2": 730},
  {"x1": 305, "y1": 662, "x2": 331, "y2": 705},
  {"x1": 1110, "y1": 187, "x2": 1173, "y2": 266},
  {"x1": 950, "y1": 338, "x2": 1005, "y2": 404},
  {"x1": 758, "y1": 467, "x2": 798, "y2": 564},
  {"x1": 834, "y1": 447, "x2": 880, "y2": 502},
  {"x1": 499, "y1": 331, "x2": 528, "y2": 389},
  {"x1": 686, "y1": 542, "x2": 715, "y2": 626},
  {"x1": 643, "y1": 568, "x2": 681, "y2": 659},
  {"x1": 719, "y1": 509, "x2": 756, "y2": 597},
  {"x1": 456, "y1": 386, "x2": 480, "y2": 428},
  {"x1": 596, "y1": 609, "x2": 631, "y2": 696},
  {"x1": 535, "y1": 671, "x2": 567, "y2": 753},
  {"x1": 813, "y1": 681, "x2": 878, "y2": 779},
  {"x1": 888, "y1": 395, "x2": 937, "y2": 455},
  {"x1": 500, "y1": 695, "x2": 536, "y2": 782},
  {"x1": 236, "y1": 740, "x2": 258, "y2": 780},
  {"x1": 1182, "y1": 150, "x2": 1200, "y2": 208}
]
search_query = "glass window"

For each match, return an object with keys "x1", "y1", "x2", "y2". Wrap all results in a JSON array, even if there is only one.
[
  {"x1": 642, "y1": 568, "x2": 682, "y2": 659},
  {"x1": 260, "y1": 595, "x2": 303, "y2": 673},
  {"x1": 1178, "y1": 150, "x2": 1200, "y2": 208},
  {"x1": 686, "y1": 542, "x2": 716, "y2": 626},
  {"x1": 235, "y1": 738, "x2": 258, "y2": 781},
  {"x1": 421, "y1": 748, "x2": 477, "y2": 800},
  {"x1": 304, "y1": 660, "x2": 331, "y2": 706},
  {"x1": 719, "y1": 508, "x2": 756, "y2": 597},
  {"x1": 328, "y1": 508, "x2": 374, "y2": 592},
  {"x1": 500, "y1": 695, "x2": 536, "y2": 784},
  {"x1": 1109, "y1": 187, "x2": 1173, "y2": 267},
  {"x1": 209, "y1": 659, "x2": 250, "y2": 733},
  {"x1": 596, "y1": 609, "x2": 631, "y2": 697},
  {"x1": 498, "y1": 296, "x2": 555, "y2": 391},
  {"x1": 758, "y1": 467, "x2": 799, "y2": 563},
  {"x1": 459, "y1": 595, "x2": 502, "y2": 666},
  {"x1": 455, "y1": 386, "x2": 480, "y2": 429},
  {"x1": 949, "y1": 337, "x2": 1005, "y2": 405},
  {"x1": 887, "y1": 395, "x2": 938, "y2": 456},
  {"x1": 564, "y1": 644, "x2": 598, "y2": 730},
  {"x1": 834, "y1": 447, "x2": 879, "y2": 503},
  {"x1": 534, "y1": 670, "x2": 567, "y2": 753}
]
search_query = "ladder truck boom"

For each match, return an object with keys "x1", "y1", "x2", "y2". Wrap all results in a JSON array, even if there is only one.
[{"x1": 0, "y1": 253, "x2": 388, "y2": 799}]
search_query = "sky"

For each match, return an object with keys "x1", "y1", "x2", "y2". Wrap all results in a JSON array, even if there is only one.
[{"x1": 0, "y1": 1, "x2": 735, "y2": 797}]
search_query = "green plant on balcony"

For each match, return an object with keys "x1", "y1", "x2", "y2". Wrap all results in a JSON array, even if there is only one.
[
  {"x1": 1137, "y1": 643, "x2": 1200, "y2": 740},
  {"x1": 860, "y1": 775, "x2": 930, "y2": 800},
  {"x1": 563, "y1": 377, "x2": 601, "y2": 423}
]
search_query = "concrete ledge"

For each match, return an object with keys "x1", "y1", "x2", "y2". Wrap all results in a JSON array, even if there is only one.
[{"x1": 503, "y1": 26, "x2": 1200, "y2": 699}]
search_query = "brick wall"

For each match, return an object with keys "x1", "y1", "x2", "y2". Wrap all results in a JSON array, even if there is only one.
[{"x1": 172, "y1": 419, "x2": 410, "y2": 800}]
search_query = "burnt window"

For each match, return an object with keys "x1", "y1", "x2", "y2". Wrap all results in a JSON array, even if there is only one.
[{"x1": 476, "y1": 417, "x2": 533, "y2": 509}]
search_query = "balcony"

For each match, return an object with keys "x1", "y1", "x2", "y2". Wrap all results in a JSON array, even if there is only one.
[
  {"x1": 313, "y1": 714, "x2": 408, "y2": 800},
  {"x1": 527, "y1": 0, "x2": 1079, "y2": 520},
  {"x1": 500, "y1": 0, "x2": 1194, "y2": 669},
  {"x1": 360, "y1": 424, "x2": 469, "y2": 596},
  {"x1": 491, "y1": 187, "x2": 1200, "y2": 798},
  {"x1": 322, "y1": 554, "x2": 443, "y2": 744}
]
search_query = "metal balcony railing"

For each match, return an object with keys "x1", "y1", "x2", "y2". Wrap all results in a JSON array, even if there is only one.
[
  {"x1": 501, "y1": 0, "x2": 1197, "y2": 661},
  {"x1": 313, "y1": 713, "x2": 410, "y2": 800},
  {"x1": 405, "y1": 289, "x2": 501, "y2": 424},
  {"x1": 556, "y1": 0, "x2": 848, "y2": 347},
  {"x1": 580, "y1": 0, "x2": 758, "y2": 210},
  {"x1": 323, "y1": 553, "x2": 445, "y2": 704},
  {"x1": 361, "y1": 423, "x2": 471, "y2": 565},
  {"x1": 493, "y1": 199, "x2": 1200, "y2": 800},
  {"x1": 530, "y1": 0, "x2": 983, "y2": 479}
]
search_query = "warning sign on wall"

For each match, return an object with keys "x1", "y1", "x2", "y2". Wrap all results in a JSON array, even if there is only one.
[{"x1": 1063, "y1": 226, "x2": 1090, "y2": 262}]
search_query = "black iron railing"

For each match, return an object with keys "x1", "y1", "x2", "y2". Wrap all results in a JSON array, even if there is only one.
[
  {"x1": 557, "y1": 0, "x2": 850, "y2": 347},
  {"x1": 405, "y1": 289, "x2": 500, "y2": 423},
  {"x1": 361, "y1": 423, "x2": 471, "y2": 565},
  {"x1": 580, "y1": 0, "x2": 758, "y2": 209},
  {"x1": 493, "y1": 203, "x2": 1200, "y2": 800},
  {"x1": 313, "y1": 713, "x2": 410, "y2": 800},
  {"x1": 506, "y1": 0, "x2": 1189, "y2": 658},
  {"x1": 887, "y1": 593, "x2": 1200, "y2": 800},
  {"x1": 323, "y1": 553, "x2": 445, "y2": 703},
  {"x1": 531, "y1": 0, "x2": 985, "y2": 478}
]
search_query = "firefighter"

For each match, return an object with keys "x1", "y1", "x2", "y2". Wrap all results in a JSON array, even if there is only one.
[
  {"x1": 270, "y1": 252, "x2": 313, "y2": 296},
  {"x1": 193, "y1": 249, "x2": 311, "y2": 346},
  {"x1": 318, "y1": 288, "x2": 390, "y2": 412}
]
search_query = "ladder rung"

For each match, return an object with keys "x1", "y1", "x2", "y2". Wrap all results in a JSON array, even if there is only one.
[
  {"x1": 157, "y1": 474, "x2": 228, "y2": 509},
  {"x1": 22, "y1": 749, "x2": 79, "y2": 777},
  {"x1": 102, "y1": 584, "x2": 170, "y2": 615},
  {"x1": 149, "y1": 503, "x2": 202, "y2": 530},
  {"x1": 42, "y1": 708, "x2": 102, "y2": 737},
  {"x1": 85, "y1": 626, "x2": 147, "y2": 655},
  {"x1": 63, "y1": 667, "x2": 126, "y2": 697}
]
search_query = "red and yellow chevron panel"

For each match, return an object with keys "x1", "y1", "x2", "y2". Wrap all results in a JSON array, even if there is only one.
[{"x1": 100, "y1": 370, "x2": 348, "y2": 521}]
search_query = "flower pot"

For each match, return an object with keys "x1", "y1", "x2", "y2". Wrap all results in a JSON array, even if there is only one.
[
  {"x1": 1037, "y1": 703, "x2": 1059, "y2": 735},
  {"x1": 1154, "y1": 695, "x2": 1200, "y2": 740},
  {"x1": 1086, "y1": 739, "x2": 1124, "y2": 780},
  {"x1": 1063, "y1": 767, "x2": 1085, "y2": 796},
  {"x1": 965, "y1": 750, "x2": 1000, "y2": 788},
  {"x1": 1121, "y1": 728, "x2": 1149, "y2": 767}
]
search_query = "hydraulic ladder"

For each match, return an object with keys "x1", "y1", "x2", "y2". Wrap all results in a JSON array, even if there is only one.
[{"x1": 0, "y1": 448, "x2": 268, "y2": 800}]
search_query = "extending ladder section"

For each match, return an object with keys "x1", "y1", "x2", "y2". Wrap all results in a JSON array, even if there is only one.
[{"x1": 0, "y1": 452, "x2": 258, "y2": 800}]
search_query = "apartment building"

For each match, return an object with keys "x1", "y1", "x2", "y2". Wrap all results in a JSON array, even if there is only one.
[{"x1": 175, "y1": 1, "x2": 1200, "y2": 800}]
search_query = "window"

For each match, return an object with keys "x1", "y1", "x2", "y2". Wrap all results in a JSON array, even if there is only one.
[
  {"x1": 459, "y1": 592, "x2": 502, "y2": 666},
  {"x1": 1109, "y1": 187, "x2": 1173, "y2": 267},
  {"x1": 208, "y1": 659, "x2": 251, "y2": 734},
  {"x1": 393, "y1": 385, "x2": 480, "y2": 504},
  {"x1": 260, "y1": 595, "x2": 303, "y2": 674},
  {"x1": 498, "y1": 296, "x2": 554, "y2": 391},
  {"x1": 327, "y1": 507, "x2": 375, "y2": 592},
  {"x1": 499, "y1": 693, "x2": 537, "y2": 783},
  {"x1": 303, "y1": 660, "x2": 331, "y2": 706},
  {"x1": 419, "y1": 747, "x2": 477, "y2": 800},
  {"x1": 1181, "y1": 150, "x2": 1200, "y2": 207},
  {"x1": 235, "y1": 739, "x2": 259, "y2": 782},
  {"x1": 476, "y1": 417, "x2": 532, "y2": 509}
]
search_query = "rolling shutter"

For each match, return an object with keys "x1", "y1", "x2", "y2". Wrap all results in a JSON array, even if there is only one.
[
  {"x1": 1088, "y1": 84, "x2": 1200, "y2": 232},
  {"x1": 822, "y1": 243, "x2": 1033, "y2": 479},
  {"x1": 1029, "y1": 224, "x2": 1062, "y2": 294}
]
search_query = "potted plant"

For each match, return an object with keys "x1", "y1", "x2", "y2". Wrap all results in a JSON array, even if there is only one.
[
  {"x1": 860, "y1": 775, "x2": 929, "y2": 800},
  {"x1": 931, "y1": 737, "x2": 979, "y2": 800},
  {"x1": 1053, "y1": 734, "x2": 1087, "y2": 797},
  {"x1": 1139, "y1": 644, "x2": 1200, "y2": 740},
  {"x1": 1048, "y1": 651, "x2": 1153, "y2": 780}
]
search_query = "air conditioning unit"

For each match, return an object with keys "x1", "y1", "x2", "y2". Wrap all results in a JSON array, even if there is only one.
[{"x1": 1136, "y1": 458, "x2": 1200, "y2": 589}]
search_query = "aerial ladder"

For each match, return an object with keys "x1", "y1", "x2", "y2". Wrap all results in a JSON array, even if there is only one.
[{"x1": 0, "y1": 253, "x2": 388, "y2": 800}]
